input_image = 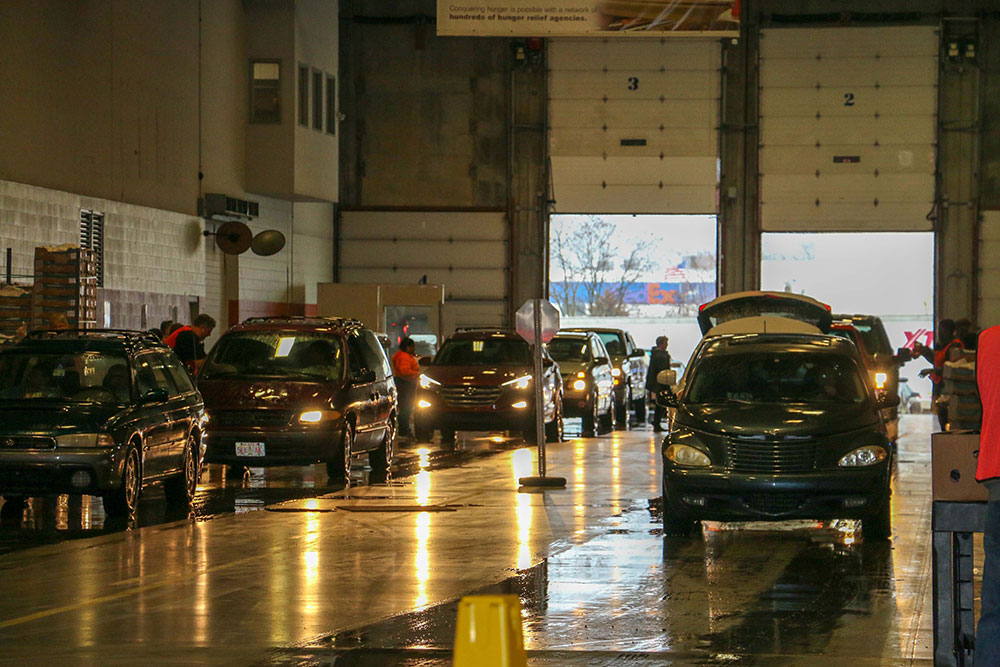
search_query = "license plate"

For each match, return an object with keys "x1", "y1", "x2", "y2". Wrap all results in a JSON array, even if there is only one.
[{"x1": 235, "y1": 442, "x2": 266, "y2": 457}]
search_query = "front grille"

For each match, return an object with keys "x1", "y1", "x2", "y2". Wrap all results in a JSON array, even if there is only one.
[
  {"x1": 0, "y1": 436, "x2": 56, "y2": 450},
  {"x1": 210, "y1": 410, "x2": 293, "y2": 428},
  {"x1": 726, "y1": 438, "x2": 817, "y2": 474},
  {"x1": 745, "y1": 494, "x2": 805, "y2": 515},
  {"x1": 438, "y1": 385, "x2": 503, "y2": 408}
]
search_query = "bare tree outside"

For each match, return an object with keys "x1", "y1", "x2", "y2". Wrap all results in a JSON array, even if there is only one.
[{"x1": 550, "y1": 215, "x2": 655, "y2": 316}]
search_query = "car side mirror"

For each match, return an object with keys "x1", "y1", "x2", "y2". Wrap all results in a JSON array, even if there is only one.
[
  {"x1": 353, "y1": 368, "x2": 377, "y2": 384},
  {"x1": 140, "y1": 388, "x2": 169, "y2": 404},
  {"x1": 656, "y1": 387, "x2": 680, "y2": 408},
  {"x1": 594, "y1": 356, "x2": 608, "y2": 366},
  {"x1": 876, "y1": 392, "x2": 901, "y2": 409},
  {"x1": 630, "y1": 349, "x2": 645, "y2": 358},
  {"x1": 657, "y1": 369, "x2": 677, "y2": 387},
  {"x1": 418, "y1": 357, "x2": 432, "y2": 367},
  {"x1": 900, "y1": 377, "x2": 910, "y2": 383}
]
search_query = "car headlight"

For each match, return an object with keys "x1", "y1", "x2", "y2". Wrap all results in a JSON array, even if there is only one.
[
  {"x1": 665, "y1": 444, "x2": 711, "y2": 467},
  {"x1": 56, "y1": 433, "x2": 115, "y2": 448},
  {"x1": 419, "y1": 374, "x2": 441, "y2": 389},
  {"x1": 874, "y1": 372, "x2": 888, "y2": 390},
  {"x1": 573, "y1": 379, "x2": 587, "y2": 391},
  {"x1": 838, "y1": 446, "x2": 887, "y2": 467},
  {"x1": 611, "y1": 368, "x2": 622, "y2": 377},
  {"x1": 502, "y1": 375, "x2": 532, "y2": 390},
  {"x1": 299, "y1": 410, "x2": 324, "y2": 423}
]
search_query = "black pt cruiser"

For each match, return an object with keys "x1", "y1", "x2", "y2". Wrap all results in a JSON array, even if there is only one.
[
  {"x1": 658, "y1": 333, "x2": 898, "y2": 540},
  {"x1": 0, "y1": 330, "x2": 207, "y2": 515}
]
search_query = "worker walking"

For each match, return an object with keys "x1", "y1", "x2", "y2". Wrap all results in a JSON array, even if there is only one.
[
  {"x1": 645, "y1": 335, "x2": 671, "y2": 432},
  {"x1": 392, "y1": 337, "x2": 420, "y2": 440}
]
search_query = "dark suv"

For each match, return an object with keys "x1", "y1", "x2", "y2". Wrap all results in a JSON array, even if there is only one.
[
  {"x1": 547, "y1": 331, "x2": 615, "y2": 436},
  {"x1": 0, "y1": 329, "x2": 207, "y2": 515},
  {"x1": 564, "y1": 327, "x2": 647, "y2": 425},
  {"x1": 198, "y1": 317, "x2": 396, "y2": 482},
  {"x1": 413, "y1": 329, "x2": 563, "y2": 444}
]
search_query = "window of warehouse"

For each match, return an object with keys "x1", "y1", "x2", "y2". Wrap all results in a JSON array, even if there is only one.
[
  {"x1": 312, "y1": 70, "x2": 323, "y2": 131},
  {"x1": 326, "y1": 75, "x2": 336, "y2": 135},
  {"x1": 298, "y1": 64, "x2": 309, "y2": 127},
  {"x1": 250, "y1": 61, "x2": 281, "y2": 124}
]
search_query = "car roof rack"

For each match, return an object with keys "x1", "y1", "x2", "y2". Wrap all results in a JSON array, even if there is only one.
[
  {"x1": 240, "y1": 315, "x2": 364, "y2": 327},
  {"x1": 23, "y1": 329, "x2": 164, "y2": 345},
  {"x1": 454, "y1": 326, "x2": 516, "y2": 332}
]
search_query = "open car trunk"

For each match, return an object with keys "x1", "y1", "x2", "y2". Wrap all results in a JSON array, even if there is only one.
[{"x1": 697, "y1": 291, "x2": 833, "y2": 336}]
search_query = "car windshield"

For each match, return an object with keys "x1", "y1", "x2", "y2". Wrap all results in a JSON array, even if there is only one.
[
  {"x1": 548, "y1": 338, "x2": 590, "y2": 362},
  {"x1": 852, "y1": 323, "x2": 891, "y2": 356},
  {"x1": 0, "y1": 351, "x2": 131, "y2": 403},
  {"x1": 685, "y1": 352, "x2": 868, "y2": 405},
  {"x1": 435, "y1": 338, "x2": 530, "y2": 366},
  {"x1": 200, "y1": 332, "x2": 344, "y2": 381},
  {"x1": 595, "y1": 332, "x2": 625, "y2": 356}
]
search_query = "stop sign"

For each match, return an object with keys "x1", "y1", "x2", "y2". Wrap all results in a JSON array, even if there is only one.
[{"x1": 516, "y1": 299, "x2": 560, "y2": 344}]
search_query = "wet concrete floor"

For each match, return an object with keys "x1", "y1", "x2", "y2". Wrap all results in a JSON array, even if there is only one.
[{"x1": 0, "y1": 416, "x2": 941, "y2": 664}]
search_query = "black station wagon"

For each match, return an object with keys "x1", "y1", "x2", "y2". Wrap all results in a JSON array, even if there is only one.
[{"x1": 0, "y1": 330, "x2": 207, "y2": 515}]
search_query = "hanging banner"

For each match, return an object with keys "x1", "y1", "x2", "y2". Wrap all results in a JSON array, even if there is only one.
[{"x1": 437, "y1": 0, "x2": 739, "y2": 37}]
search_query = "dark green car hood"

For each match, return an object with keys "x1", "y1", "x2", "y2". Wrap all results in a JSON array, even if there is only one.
[
  {"x1": 0, "y1": 400, "x2": 124, "y2": 435},
  {"x1": 675, "y1": 401, "x2": 879, "y2": 439}
]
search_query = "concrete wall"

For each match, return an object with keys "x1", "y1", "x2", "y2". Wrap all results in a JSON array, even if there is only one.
[{"x1": 0, "y1": 0, "x2": 200, "y2": 216}]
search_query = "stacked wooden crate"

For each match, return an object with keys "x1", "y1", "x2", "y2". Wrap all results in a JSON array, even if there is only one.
[
  {"x1": 0, "y1": 283, "x2": 32, "y2": 344},
  {"x1": 30, "y1": 246, "x2": 98, "y2": 330}
]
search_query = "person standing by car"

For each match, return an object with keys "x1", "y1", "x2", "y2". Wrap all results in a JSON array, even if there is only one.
[
  {"x1": 645, "y1": 335, "x2": 671, "y2": 432},
  {"x1": 976, "y1": 324, "x2": 1000, "y2": 665},
  {"x1": 392, "y1": 337, "x2": 420, "y2": 439},
  {"x1": 165, "y1": 313, "x2": 216, "y2": 374},
  {"x1": 915, "y1": 318, "x2": 964, "y2": 430}
]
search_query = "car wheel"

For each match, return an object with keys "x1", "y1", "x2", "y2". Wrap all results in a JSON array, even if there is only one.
[
  {"x1": 545, "y1": 402, "x2": 564, "y2": 443},
  {"x1": 615, "y1": 386, "x2": 630, "y2": 429},
  {"x1": 863, "y1": 493, "x2": 892, "y2": 541},
  {"x1": 599, "y1": 396, "x2": 615, "y2": 434},
  {"x1": 104, "y1": 445, "x2": 142, "y2": 516},
  {"x1": 327, "y1": 423, "x2": 354, "y2": 482},
  {"x1": 661, "y1": 477, "x2": 697, "y2": 536},
  {"x1": 582, "y1": 394, "x2": 598, "y2": 437},
  {"x1": 440, "y1": 428, "x2": 457, "y2": 447},
  {"x1": 369, "y1": 417, "x2": 394, "y2": 483},
  {"x1": 164, "y1": 433, "x2": 200, "y2": 506}
]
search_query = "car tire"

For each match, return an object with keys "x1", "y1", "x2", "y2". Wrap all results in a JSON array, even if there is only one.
[
  {"x1": 163, "y1": 433, "x2": 200, "y2": 506},
  {"x1": 440, "y1": 428, "x2": 457, "y2": 447},
  {"x1": 545, "y1": 403, "x2": 564, "y2": 443},
  {"x1": 104, "y1": 445, "x2": 142, "y2": 516},
  {"x1": 327, "y1": 423, "x2": 354, "y2": 482},
  {"x1": 369, "y1": 418, "x2": 394, "y2": 483},
  {"x1": 599, "y1": 397, "x2": 615, "y2": 434},
  {"x1": 863, "y1": 493, "x2": 892, "y2": 541},
  {"x1": 414, "y1": 422, "x2": 434, "y2": 443},
  {"x1": 615, "y1": 386, "x2": 630, "y2": 429},
  {"x1": 582, "y1": 394, "x2": 598, "y2": 437},
  {"x1": 661, "y1": 478, "x2": 697, "y2": 536}
]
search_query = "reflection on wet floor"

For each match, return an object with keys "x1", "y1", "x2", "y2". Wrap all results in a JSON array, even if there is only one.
[
  {"x1": 0, "y1": 433, "x2": 535, "y2": 556},
  {"x1": 272, "y1": 415, "x2": 936, "y2": 666}
]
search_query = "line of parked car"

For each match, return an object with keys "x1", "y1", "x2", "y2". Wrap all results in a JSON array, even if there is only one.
[{"x1": 0, "y1": 317, "x2": 655, "y2": 516}]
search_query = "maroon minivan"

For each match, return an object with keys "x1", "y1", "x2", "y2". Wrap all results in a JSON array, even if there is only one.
[{"x1": 198, "y1": 317, "x2": 396, "y2": 481}]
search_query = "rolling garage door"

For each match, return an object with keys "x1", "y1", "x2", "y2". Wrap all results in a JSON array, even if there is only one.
[
  {"x1": 760, "y1": 26, "x2": 938, "y2": 231},
  {"x1": 548, "y1": 39, "x2": 721, "y2": 214},
  {"x1": 338, "y1": 210, "x2": 507, "y2": 329}
]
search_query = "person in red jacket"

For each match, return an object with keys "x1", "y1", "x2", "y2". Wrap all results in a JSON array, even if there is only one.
[
  {"x1": 165, "y1": 313, "x2": 216, "y2": 373},
  {"x1": 392, "y1": 337, "x2": 420, "y2": 439},
  {"x1": 976, "y1": 325, "x2": 1000, "y2": 664}
]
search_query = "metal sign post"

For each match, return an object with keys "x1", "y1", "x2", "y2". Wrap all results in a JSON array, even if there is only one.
[{"x1": 515, "y1": 298, "x2": 566, "y2": 489}]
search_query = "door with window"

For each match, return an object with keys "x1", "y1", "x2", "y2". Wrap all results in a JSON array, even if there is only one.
[
  {"x1": 346, "y1": 332, "x2": 378, "y2": 450},
  {"x1": 133, "y1": 352, "x2": 182, "y2": 477}
]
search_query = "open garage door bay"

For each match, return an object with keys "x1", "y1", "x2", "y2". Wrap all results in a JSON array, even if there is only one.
[
  {"x1": 548, "y1": 39, "x2": 721, "y2": 214},
  {"x1": 760, "y1": 26, "x2": 938, "y2": 232}
]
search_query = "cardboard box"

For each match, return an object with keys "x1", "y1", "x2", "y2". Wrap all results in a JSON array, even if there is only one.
[{"x1": 932, "y1": 431, "x2": 989, "y2": 501}]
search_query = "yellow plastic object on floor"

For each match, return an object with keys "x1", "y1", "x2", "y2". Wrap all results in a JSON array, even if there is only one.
[{"x1": 453, "y1": 594, "x2": 527, "y2": 667}]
